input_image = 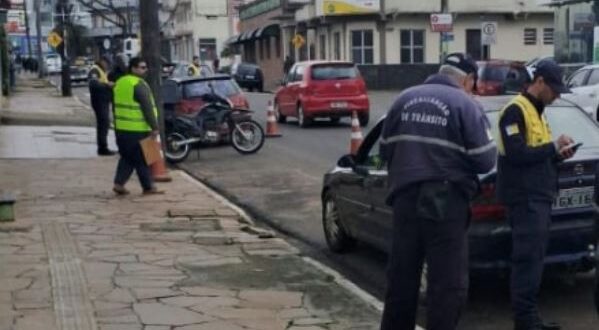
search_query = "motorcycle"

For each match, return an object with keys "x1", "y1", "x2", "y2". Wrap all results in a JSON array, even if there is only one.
[{"x1": 164, "y1": 88, "x2": 265, "y2": 163}]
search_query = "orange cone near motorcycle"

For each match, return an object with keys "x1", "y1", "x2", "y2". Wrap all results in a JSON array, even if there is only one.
[{"x1": 164, "y1": 92, "x2": 265, "y2": 163}]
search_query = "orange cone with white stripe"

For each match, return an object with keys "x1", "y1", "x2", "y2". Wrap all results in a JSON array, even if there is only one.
[
  {"x1": 350, "y1": 111, "x2": 363, "y2": 155},
  {"x1": 151, "y1": 135, "x2": 172, "y2": 182},
  {"x1": 265, "y1": 100, "x2": 282, "y2": 138}
]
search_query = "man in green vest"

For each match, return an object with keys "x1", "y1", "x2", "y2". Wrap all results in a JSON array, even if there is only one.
[
  {"x1": 497, "y1": 59, "x2": 576, "y2": 330},
  {"x1": 112, "y1": 57, "x2": 163, "y2": 196}
]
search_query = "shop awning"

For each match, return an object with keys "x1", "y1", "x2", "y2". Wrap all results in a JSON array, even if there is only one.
[{"x1": 253, "y1": 24, "x2": 280, "y2": 39}]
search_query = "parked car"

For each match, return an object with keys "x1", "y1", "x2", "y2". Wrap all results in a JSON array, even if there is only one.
[
  {"x1": 274, "y1": 61, "x2": 370, "y2": 128},
  {"x1": 44, "y1": 54, "x2": 62, "y2": 74},
  {"x1": 525, "y1": 55, "x2": 554, "y2": 77},
  {"x1": 162, "y1": 74, "x2": 250, "y2": 115},
  {"x1": 162, "y1": 75, "x2": 250, "y2": 144},
  {"x1": 322, "y1": 96, "x2": 598, "y2": 273},
  {"x1": 233, "y1": 63, "x2": 264, "y2": 92},
  {"x1": 70, "y1": 57, "x2": 91, "y2": 85},
  {"x1": 565, "y1": 64, "x2": 599, "y2": 119},
  {"x1": 169, "y1": 61, "x2": 213, "y2": 78},
  {"x1": 475, "y1": 60, "x2": 531, "y2": 96}
]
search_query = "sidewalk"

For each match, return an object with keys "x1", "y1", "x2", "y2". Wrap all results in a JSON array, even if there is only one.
[{"x1": 0, "y1": 76, "x2": 381, "y2": 329}]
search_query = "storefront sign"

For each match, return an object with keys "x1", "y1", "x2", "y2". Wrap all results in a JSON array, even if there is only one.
[
  {"x1": 316, "y1": 0, "x2": 380, "y2": 16},
  {"x1": 430, "y1": 14, "x2": 453, "y2": 33},
  {"x1": 239, "y1": 0, "x2": 281, "y2": 20}
]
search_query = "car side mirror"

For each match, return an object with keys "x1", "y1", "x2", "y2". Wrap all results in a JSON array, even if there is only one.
[{"x1": 337, "y1": 154, "x2": 355, "y2": 168}]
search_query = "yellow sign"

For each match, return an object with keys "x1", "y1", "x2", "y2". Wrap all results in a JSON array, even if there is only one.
[
  {"x1": 317, "y1": 0, "x2": 380, "y2": 16},
  {"x1": 47, "y1": 32, "x2": 63, "y2": 48},
  {"x1": 292, "y1": 34, "x2": 305, "y2": 49}
]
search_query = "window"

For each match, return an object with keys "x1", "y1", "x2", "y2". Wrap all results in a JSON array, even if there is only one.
[
  {"x1": 319, "y1": 35, "x2": 326, "y2": 60},
  {"x1": 199, "y1": 38, "x2": 217, "y2": 61},
  {"x1": 400, "y1": 30, "x2": 425, "y2": 64},
  {"x1": 334, "y1": 32, "x2": 341, "y2": 60},
  {"x1": 351, "y1": 30, "x2": 374, "y2": 65},
  {"x1": 524, "y1": 28, "x2": 537, "y2": 45},
  {"x1": 567, "y1": 70, "x2": 589, "y2": 88},
  {"x1": 543, "y1": 28, "x2": 554, "y2": 45},
  {"x1": 587, "y1": 69, "x2": 599, "y2": 86}
]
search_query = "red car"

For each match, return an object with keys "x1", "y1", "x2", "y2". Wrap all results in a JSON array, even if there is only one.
[
  {"x1": 274, "y1": 61, "x2": 370, "y2": 127},
  {"x1": 162, "y1": 75, "x2": 250, "y2": 116},
  {"x1": 475, "y1": 60, "x2": 531, "y2": 96}
]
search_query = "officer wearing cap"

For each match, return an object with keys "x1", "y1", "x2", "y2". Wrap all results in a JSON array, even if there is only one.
[
  {"x1": 497, "y1": 59, "x2": 576, "y2": 330},
  {"x1": 379, "y1": 53, "x2": 496, "y2": 330},
  {"x1": 89, "y1": 55, "x2": 116, "y2": 156}
]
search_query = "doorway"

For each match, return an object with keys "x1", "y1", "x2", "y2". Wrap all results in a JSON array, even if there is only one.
[{"x1": 466, "y1": 29, "x2": 490, "y2": 60}]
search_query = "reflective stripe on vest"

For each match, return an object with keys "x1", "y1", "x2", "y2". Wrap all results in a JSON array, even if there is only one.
[
  {"x1": 91, "y1": 65, "x2": 109, "y2": 84},
  {"x1": 497, "y1": 94, "x2": 552, "y2": 156},
  {"x1": 113, "y1": 75, "x2": 158, "y2": 132}
]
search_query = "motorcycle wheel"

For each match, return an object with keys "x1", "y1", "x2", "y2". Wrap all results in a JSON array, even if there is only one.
[
  {"x1": 165, "y1": 132, "x2": 190, "y2": 163},
  {"x1": 230, "y1": 119, "x2": 265, "y2": 154}
]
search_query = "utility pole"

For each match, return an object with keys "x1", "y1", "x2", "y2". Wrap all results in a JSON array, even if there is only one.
[
  {"x1": 34, "y1": 0, "x2": 43, "y2": 77},
  {"x1": 439, "y1": 0, "x2": 448, "y2": 63},
  {"x1": 139, "y1": 0, "x2": 164, "y2": 136},
  {"x1": 23, "y1": 0, "x2": 33, "y2": 58},
  {"x1": 56, "y1": 0, "x2": 71, "y2": 97},
  {"x1": 378, "y1": 0, "x2": 386, "y2": 64}
]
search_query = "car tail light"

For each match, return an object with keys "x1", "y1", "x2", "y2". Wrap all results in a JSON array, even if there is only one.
[
  {"x1": 471, "y1": 183, "x2": 506, "y2": 222},
  {"x1": 477, "y1": 81, "x2": 502, "y2": 96}
]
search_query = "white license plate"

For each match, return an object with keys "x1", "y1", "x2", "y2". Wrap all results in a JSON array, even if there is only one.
[
  {"x1": 331, "y1": 102, "x2": 348, "y2": 109},
  {"x1": 245, "y1": 75, "x2": 255, "y2": 79},
  {"x1": 552, "y1": 186, "x2": 594, "y2": 210}
]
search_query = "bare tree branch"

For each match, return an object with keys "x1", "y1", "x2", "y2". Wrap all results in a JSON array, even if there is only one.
[
  {"x1": 160, "y1": 0, "x2": 181, "y2": 30},
  {"x1": 75, "y1": 0, "x2": 130, "y2": 34}
]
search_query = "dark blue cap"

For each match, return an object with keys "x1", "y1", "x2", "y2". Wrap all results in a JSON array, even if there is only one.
[
  {"x1": 534, "y1": 59, "x2": 570, "y2": 94},
  {"x1": 443, "y1": 53, "x2": 478, "y2": 76}
]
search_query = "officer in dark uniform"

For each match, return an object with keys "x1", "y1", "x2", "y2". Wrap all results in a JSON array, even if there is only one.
[
  {"x1": 379, "y1": 53, "x2": 497, "y2": 330},
  {"x1": 89, "y1": 55, "x2": 115, "y2": 156},
  {"x1": 496, "y1": 59, "x2": 576, "y2": 330}
]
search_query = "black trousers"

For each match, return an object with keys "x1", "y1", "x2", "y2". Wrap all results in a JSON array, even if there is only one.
[
  {"x1": 507, "y1": 200, "x2": 552, "y2": 329},
  {"x1": 381, "y1": 181, "x2": 470, "y2": 330},
  {"x1": 113, "y1": 132, "x2": 153, "y2": 191},
  {"x1": 91, "y1": 97, "x2": 111, "y2": 152}
]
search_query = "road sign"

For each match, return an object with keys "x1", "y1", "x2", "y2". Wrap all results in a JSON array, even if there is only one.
[
  {"x1": 481, "y1": 22, "x2": 497, "y2": 45},
  {"x1": 47, "y1": 31, "x2": 62, "y2": 48},
  {"x1": 430, "y1": 13, "x2": 453, "y2": 32},
  {"x1": 292, "y1": 34, "x2": 305, "y2": 49}
]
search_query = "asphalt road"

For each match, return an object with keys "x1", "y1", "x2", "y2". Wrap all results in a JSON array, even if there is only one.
[{"x1": 64, "y1": 78, "x2": 598, "y2": 329}]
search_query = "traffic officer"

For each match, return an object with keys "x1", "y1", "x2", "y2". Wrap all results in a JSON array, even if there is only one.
[
  {"x1": 112, "y1": 57, "x2": 163, "y2": 196},
  {"x1": 496, "y1": 59, "x2": 576, "y2": 330},
  {"x1": 89, "y1": 55, "x2": 115, "y2": 156},
  {"x1": 379, "y1": 53, "x2": 497, "y2": 330},
  {"x1": 188, "y1": 55, "x2": 201, "y2": 76}
]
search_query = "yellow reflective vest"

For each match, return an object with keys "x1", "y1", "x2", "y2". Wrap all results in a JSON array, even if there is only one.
[
  {"x1": 188, "y1": 64, "x2": 200, "y2": 76},
  {"x1": 91, "y1": 64, "x2": 109, "y2": 84},
  {"x1": 113, "y1": 75, "x2": 158, "y2": 132},
  {"x1": 497, "y1": 94, "x2": 552, "y2": 156}
]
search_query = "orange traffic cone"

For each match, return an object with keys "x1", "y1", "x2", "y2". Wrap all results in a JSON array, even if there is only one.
[
  {"x1": 265, "y1": 100, "x2": 282, "y2": 138},
  {"x1": 151, "y1": 135, "x2": 172, "y2": 182},
  {"x1": 350, "y1": 111, "x2": 363, "y2": 155}
]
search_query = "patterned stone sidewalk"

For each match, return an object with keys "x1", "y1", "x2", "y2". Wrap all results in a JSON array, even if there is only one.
[{"x1": 0, "y1": 159, "x2": 380, "y2": 330}]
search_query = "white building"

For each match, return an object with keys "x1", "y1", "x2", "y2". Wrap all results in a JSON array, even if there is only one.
[{"x1": 168, "y1": 0, "x2": 235, "y2": 66}]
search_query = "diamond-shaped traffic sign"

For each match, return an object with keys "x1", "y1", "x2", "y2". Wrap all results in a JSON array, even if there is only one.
[{"x1": 47, "y1": 32, "x2": 63, "y2": 48}]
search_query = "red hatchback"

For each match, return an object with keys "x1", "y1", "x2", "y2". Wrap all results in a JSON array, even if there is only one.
[
  {"x1": 274, "y1": 61, "x2": 370, "y2": 127},
  {"x1": 475, "y1": 60, "x2": 531, "y2": 96}
]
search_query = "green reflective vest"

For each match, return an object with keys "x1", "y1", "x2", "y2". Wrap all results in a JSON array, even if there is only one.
[{"x1": 113, "y1": 75, "x2": 158, "y2": 132}]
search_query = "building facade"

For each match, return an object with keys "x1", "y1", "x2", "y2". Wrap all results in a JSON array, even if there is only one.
[
  {"x1": 167, "y1": 0, "x2": 234, "y2": 67},
  {"x1": 234, "y1": 0, "x2": 554, "y2": 90}
]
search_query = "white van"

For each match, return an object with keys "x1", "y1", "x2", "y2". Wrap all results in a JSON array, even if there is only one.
[
  {"x1": 123, "y1": 38, "x2": 140, "y2": 59},
  {"x1": 44, "y1": 54, "x2": 62, "y2": 74}
]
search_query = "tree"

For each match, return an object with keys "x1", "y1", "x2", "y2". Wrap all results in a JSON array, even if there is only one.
[{"x1": 53, "y1": 23, "x2": 92, "y2": 57}]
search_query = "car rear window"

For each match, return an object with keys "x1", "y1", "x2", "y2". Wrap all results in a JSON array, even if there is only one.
[
  {"x1": 311, "y1": 64, "x2": 359, "y2": 81},
  {"x1": 479, "y1": 65, "x2": 509, "y2": 82},
  {"x1": 183, "y1": 79, "x2": 241, "y2": 98},
  {"x1": 486, "y1": 106, "x2": 599, "y2": 149}
]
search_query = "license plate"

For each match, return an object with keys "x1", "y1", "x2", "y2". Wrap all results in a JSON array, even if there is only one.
[
  {"x1": 245, "y1": 75, "x2": 255, "y2": 79},
  {"x1": 331, "y1": 102, "x2": 348, "y2": 109},
  {"x1": 552, "y1": 186, "x2": 594, "y2": 210}
]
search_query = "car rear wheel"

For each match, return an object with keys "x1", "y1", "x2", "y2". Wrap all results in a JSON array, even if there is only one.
[
  {"x1": 297, "y1": 104, "x2": 311, "y2": 128},
  {"x1": 274, "y1": 101, "x2": 286, "y2": 123},
  {"x1": 322, "y1": 191, "x2": 356, "y2": 253}
]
